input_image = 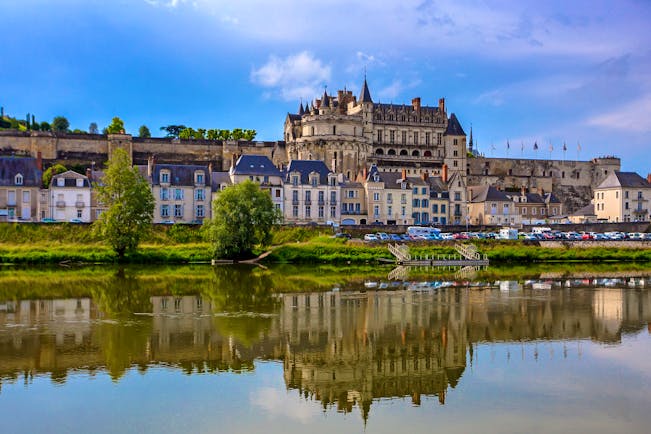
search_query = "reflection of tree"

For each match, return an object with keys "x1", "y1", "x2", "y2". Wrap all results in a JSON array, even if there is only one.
[
  {"x1": 202, "y1": 265, "x2": 279, "y2": 346},
  {"x1": 90, "y1": 268, "x2": 153, "y2": 381}
]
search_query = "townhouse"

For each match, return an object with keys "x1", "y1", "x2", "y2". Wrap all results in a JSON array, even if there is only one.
[
  {"x1": 593, "y1": 171, "x2": 651, "y2": 222},
  {"x1": 467, "y1": 185, "x2": 520, "y2": 226},
  {"x1": 48, "y1": 170, "x2": 92, "y2": 222},
  {"x1": 230, "y1": 155, "x2": 284, "y2": 214},
  {"x1": 283, "y1": 160, "x2": 340, "y2": 224},
  {"x1": 0, "y1": 157, "x2": 42, "y2": 222}
]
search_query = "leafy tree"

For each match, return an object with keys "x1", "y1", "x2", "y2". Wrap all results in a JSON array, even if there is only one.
[
  {"x1": 231, "y1": 128, "x2": 244, "y2": 140},
  {"x1": 159, "y1": 124, "x2": 186, "y2": 138},
  {"x1": 206, "y1": 180, "x2": 280, "y2": 260},
  {"x1": 31, "y1": 114, "x2": 38, "y2": 131},
  {"x1": 243, "y1": 129, "x2": 257, "y2": 141},
  {"x1": 89, "y1": 122, "x2": 99, "y2": 134},
  {"x1": 42, "y1": 164, "x2": 67, "y2": 188},
  {"x1": 26, "y1": 113, "x2": 30, "y2": 130},
  {"x1": 106, "y1": 117, "x2": 125, "y2": 134},
  {"x1": 71, "y1": 128, "x2": 87, "y2": 134},
  {"x1": 93, "y1": 148, "x2": 155, "y2": 260},
  {"x1": 138, "y1": 125, "x2": 151, "y2": 138},
  {"x1": 40, "y1": 121, "x2": 51, "y2": 131},
  {"x1": 52, "y1": 116, "x2": 69, "y2": 132}
]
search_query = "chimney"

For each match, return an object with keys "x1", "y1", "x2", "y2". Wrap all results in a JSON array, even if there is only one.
[
  {"x1": 521, "y1": 185, "x2": 526, "y2": 196},
  {"x1": 36, "y1": 151, "x2": 42, "y2": 171},
  {"x1": 438, "y1": 98, "x2": 446, "y2": 113},
  {"x1": 147, "y1": 155, "x2": 156, "y2": 178},
  {"x1": 231, "y1": 153, "x2": 237, "y2": 171},
  {"x1": 442, "y1": 164, "x2": 448, "y2": 183},
  {"x1": 412, "y1": 97, "x2": 421, "y2": 111},
  {"x1": 647, "y1": 174, "x2": 651, "y2": 184},
  {"x1": 86, "y1": 168, "x2": 92, "y2": 181},
  {"x1": 421, "y1": 171, "x2": 429, "y2": 181},
  {"x1": 208, "y1": 162, "x2": 213, "y2": 174},
  {"x1": 401, "y1": 168, "x2": 407, "y2": 181}
]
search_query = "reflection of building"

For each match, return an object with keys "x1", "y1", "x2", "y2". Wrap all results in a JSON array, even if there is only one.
[{"x1": 1, "y1": 282, "x2": 651, "y2": 421}]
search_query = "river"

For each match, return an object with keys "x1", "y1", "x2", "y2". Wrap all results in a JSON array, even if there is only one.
[{"x1": 1, "y1": 264, "x2": 650, "y2": 433}]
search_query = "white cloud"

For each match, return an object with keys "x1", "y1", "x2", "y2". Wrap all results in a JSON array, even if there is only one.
[
  {"x1": 251, "y1": 51, "x2": 331, "y2": 101},
  {"x1": 586, "y1": 94, "x2": 651, "y2": 133},
  {"x1": 376, "y1": 78, "x2": 421, "y2": 101},
  {"x1": 250, "y1": 387, "x2": 320, "y2": 423}
]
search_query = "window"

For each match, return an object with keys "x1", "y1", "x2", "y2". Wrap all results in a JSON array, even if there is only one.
[
  {"x1": 160, "y1": 187, "x2": 169, "y2": 200},
  {"x1": 388, "y1": 205, "x2": 393, "y2": 216},
  {"x1": 76, "y1": 179, "x2": 84, "y2": 187},
  {"x1": 625, "y1": 191, "x2": 629, "y2": 199},
  {"x1": 521, "y1": 207, "x2": 526, "y2": 215},
  {"x1": 616, "y1": 192, "x2": 619, "y2": 198},
  {"x1": 437, "y1": 133, "x2": 442, "y2": 145},
  {"x1": 57, "y1": 178, "x2": 64, "y2": 187},
  {"x1": 77, "y1": 209, "x2": 82, "y2": 218},
  {"x1": 305, "y1": 190, "x2": 311, "y2": 203},
  {"x1": 625, "y1": 202, "x2": 629, "y2": 210},
  {"x1": 387, "y1": 193, "x2": 393, "y2": 203},
  {"x1": 275, "y1": 189, "x2": 281, "y2": 198},
  {"x1": 292, "y1": 205, "x2": 298, "y2": 217},
  {"x1": 305, "y1": 205, "x2": 311, "y2": 217},
  {"x1": 377, "y1": 130, "x2": 382, "y2": 143},
  {"x1": 161, "y1": 205, "x2": 170, "y2": 217},
  {"x1": 174, "y1": 204, "x2": 183, "y2": 217},
  {"x1": 318, "y1": 206, "x2": 324, "y2": 218},
  {"x1": 432, "y1": 204, "x2": 438, "y2": 213},
  {"x1": 401, "y1": 194, "x2": 407, "y2": 204},
  {"x1": 503, "y1": 204, "x2": 510, "y2": 214},
  {"x1": 311, "y1": 176, "x2": 318, "y2": 187},
  {"x1": 441, "y1": 204, "x2": 446, "y2": 213},
  {"x1": 292, "y1": 175, "x2": 299, "y2": 186},
  {"x1": 402, "y1": 131, "x2": 407, "y2": 145},
  {"x1": 318, "y1": 191, "x2": 324, "y2": 203},
  {"x1": 532, "y1": 207, "x2": 536, "y2": 215},
  {"x1": 422, "y1": 199, "x2": 428, "y2": 207},
  {"x1": 413, "y1": 132, "x2": 419, "y2": 145},
  {"x1": 347, "y1": 190, "x2": 355, "y2": 198},
  {"x1": 374, "y1": 205, "x2": 380, "y2": 216},
  {"x1": 401, "y1": 206, "x2": 406, "y2": 216},
  {"x1": 333, "y1": 126, "x2": 336, "y2": 135},
  {"x1": 454, "y1": 192, "x2": 461, "y2": 201},
  {"x1": 196, "y1": 205, "x2": 205, "y2": 218},
  {"x1": 453, "y1": 161, "x2": 458, "y2": 167},
  {"x1": 330, "y1": 206, "x2": 336, "y2": 218},
  {"x1": 14, "y1": 174, "x2": 23, "y2": 185},
  {"x1": 541, "y1": 208, "x2": 546, "y2": 215},
  {"x1": 638, "y1": 191, "x2": 643, "y2": 199},
  {"x1": 330, "y1": 191, "x2": 336, "y2": 203},
  {"x1": 160, "y1": 172, "x2": 170, "y2": 184},
  {"x1": 292, "y1": 190, "x2": 298, "y2": 202},
  {"x1": 413, "y1": 187, "x2": 418, "y2": 194},
  {"x1": 22, "y1": 191, "x2": 30, "y2": 203},
  {"x1": 389, "y1": 130, "x2": 395, "y2": 144},
  {"x1": 373, "y1": 192, "x2": 380, "y2": 201},
  {"x1": 195, "y1": 189, "x2": 205, "y2": 201},
  {"x1": 425, "y1": 132, "x2": 430, "y2": 145},
  {"x1": 355, "y1": 203, "x2": 360, "y2": 213},
  {"x1": 413, "y1": 198, "x2": 420, "y2": 207},
  {"x1": 195, "y1": 172, "x2": 204, "y2": 185},
  {"x1": 174, "y1": 189, "x2": 184, "y2": 200},
  {"x1": 263, "y1": 176, "x2": 269, "y2": 184}
]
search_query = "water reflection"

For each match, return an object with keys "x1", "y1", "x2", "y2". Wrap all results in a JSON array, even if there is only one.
[{"x1": 1, "y1": 266, "x2": 651, "y2": 421}]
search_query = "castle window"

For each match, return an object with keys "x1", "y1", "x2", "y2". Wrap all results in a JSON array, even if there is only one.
[
  {"x1": 562, "y1": 171, "x2": 565, "y2": 178},
  {"x1": 14, "y1": 174, "x2": 23, "y2": 185},
  {"x1": 292, "y1": 175, "x2": 299, "y2": 186},
  {"x1": 437, "y1": 133, "x2": 442, "y2": 145},
  {"x1": 414, "y1": 132, "x2": 418, "y2": 145},
  {"x1": 424, "y1": 150, "x2": 431, "y2": 157},
  {"x1": 389, "y1": 130, "x2": 395, "y2": 144},
  {"x1": 402, "y1": 131, "x2": 406, "y2": 144},
  {"x1": 425, "y1": 132, "x2": 430, "y2": 145},
  {"x1": 412, "y1": 150, "x2": 419, "y2": 157},
  {"x1": 311, "y1": 176, "x2": 318, "y2": 187},
  {"x1": 377, "y1": 130, "x2": 382, "y2": 143},
  {"x1": 388, "y1": 149, "x2": 396, "y2": 155},
  {"x1": 453, "y1": 150, "x2": 458, "y2": 157},
  {"x1": 453, "y1": 138, "x2": 458, "y2": 146},
  {"x1": 375, "y1": 148, "x2": 384, "y2": 155},
  {"x1": 400, "y1": 149, "x2": 408, "y2": 156},
  {"x1": 311, "y1": 126, "x2": 315, "y2": 135},
  {"x1": 332, "y1": 126, "x2": 336, "y2": 135}
]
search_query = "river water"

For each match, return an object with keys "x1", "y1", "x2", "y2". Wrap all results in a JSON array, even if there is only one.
[{"x1": 1, "y1": 265, "x2": 650, "y2": 433}]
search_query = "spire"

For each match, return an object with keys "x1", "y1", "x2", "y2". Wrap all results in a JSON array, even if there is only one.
[
  {"x1": 469, "y1": 125, "x2": 474, "y2": 151},
  {"x1": 359, "y1": 77, "x2": 373, "y2": 103},
  {"x1": 321, "y1": 87, "x2": 330, "y2": 109},
  {"x1": 298, "y1": 101, "x2": 304, "y2": 115}
]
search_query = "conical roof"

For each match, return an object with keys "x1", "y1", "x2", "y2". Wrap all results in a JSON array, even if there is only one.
[{"x1": 359, "y1": 78, "x2": 373, "y2": 103}]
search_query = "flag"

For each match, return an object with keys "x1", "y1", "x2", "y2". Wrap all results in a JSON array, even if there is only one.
[
  {"x1": 507, "y1": 140, "x2": 510, "y2": 150},
  {"x1": 577, "y1": 142, "x2": 581, "y2": 152},
  {"x1": 534, "y1": 142, "x2": 538, "y2": 150},
  {"x1": 521, "y1": 142, "x2": 524, "y2": 152},
  {"x1": 563, "y1": 142, "x2": 567, "y2": 151},
  {"x1": 549, "y1": 142, "x2": 553, "y2": 152},
  {"x1": 491, "y1": 143, "x2": 496, "y2": 151}
]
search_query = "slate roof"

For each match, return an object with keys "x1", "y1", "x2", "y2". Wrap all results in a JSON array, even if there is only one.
[
  {"x1": 444, "y1": 113, "x2": 465, "y2": 136},
  {"x1": 285, "y1": 160, "x2": 333, "y2": 185},
  {"x1": 427, "y1": 176, "x2": 449, "y2": 197},
  {"x1": 51, "y1": 170, "x2": 91, "y2": 188},
  {"x1": 596, "y1": 171, "x2": 651, "y2": 189},
  {"x1": 359, "y1": 78, "x2": 373, "y2": 103},
  {"x1": 231, "y1": 155, "x2": 281, "y2": 177},
  {"x1": 211, "y1": 171, "x2": 232, "y2": 190},
  {"x1": 151, "y1": 164, "x2": 210, "y2": 186},
  {"x1": 544, "y1": 192, "x2": 562, "y2": 204},
  {"x1": 469, "y1": 185, "x2": 511, "y2": 203},
  {"x1": 0, "y1": 157, "x2": 41, "y2": 187},
  {"x1": 572, "y1": 203, "x2": 596, "y2": 216},
  {"x1": 366, "y1": 166, "x2": 410, "y2": 189}
]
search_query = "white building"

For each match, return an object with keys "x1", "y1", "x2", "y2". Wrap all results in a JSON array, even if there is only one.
[{"x1": 49, "y1": 170, "x2": 91, "y2": 222}]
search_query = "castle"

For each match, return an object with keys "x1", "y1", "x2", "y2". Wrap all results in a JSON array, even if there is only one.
[{"x1": 0, "y1": 78, "x2": 620, "y2": 213}]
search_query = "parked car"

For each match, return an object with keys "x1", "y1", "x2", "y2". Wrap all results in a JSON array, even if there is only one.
[
  {"x1": 376, "y1": 232, "x2": 390, "y2": 240},
  {"x1": 334, "y1": 232, "x2": 351, "y2": 239},
  {"x1": 69, "y1": 218, "x2": 83, "y2": 224},
  {"x1": 389, "y1": 234, "x2": 402, "y2": 241},
  {"x1": 364, "y1": 234, "x2": 379, "y2": 241},
  {"x1": 41, "y1": 218, "x2": 57, "y2": 223}
]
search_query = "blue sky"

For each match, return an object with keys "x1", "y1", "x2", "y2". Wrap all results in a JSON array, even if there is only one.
[{"x1": 2, "y1": 0, "x2": 650, "y2": 173}]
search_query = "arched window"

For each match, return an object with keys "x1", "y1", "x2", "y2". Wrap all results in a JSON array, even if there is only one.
[
  {"x1": 375, "y1": 148, "x2": 384, "y2": 155},
  {"x1": 412, "y1": 150, "x2": 420, "y2": 157},
  {"x1": 388, "y1": 149, "x2": 396, "y2": 155},
  {"x1": 14, "y1": 174, "x2": 23, "y2": 185},
  {"x1": 424, "y1": 150, "x2": 432, "y2": 157},
  {"x1": 400, "y1": 149, "x2": 408, "y2": 156}
]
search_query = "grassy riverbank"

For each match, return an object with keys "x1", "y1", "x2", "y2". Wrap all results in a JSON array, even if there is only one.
[{"x1": 1, "y1": 223, "x2": 650, "y2": 264}]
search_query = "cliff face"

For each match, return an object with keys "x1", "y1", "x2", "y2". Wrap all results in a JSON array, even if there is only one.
[{"x1": 554, "y1": 185, "x2": 593, "y2": 214}]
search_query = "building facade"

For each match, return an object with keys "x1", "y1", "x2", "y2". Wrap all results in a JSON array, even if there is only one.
[
  {"x1": 0, "y1": 157, "x2": 41, "y2": 222},
  {"x1": 283, "y1": 160, "x2": 340, "y2": 225},
  {"x1": 593, "y1": 171, "x2": 651, "y2": 222},
  {"x1": 48, "y1": 170, "x2": 91, "y2": 222}
]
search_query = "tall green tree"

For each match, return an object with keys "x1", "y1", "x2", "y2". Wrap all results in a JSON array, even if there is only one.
[
  {"x1": 106, "y1": 117, "x2": 125, "y2": 134},
  {"x1": 159, "y1": 125, "x2": 186, "y2": 138},
  {"x1": 52, "y1": 116, "x2": 69, "y2": 132},
  {"x1": 206, "y1": 180, "x2": 280, "y2": 260},
  {"x1": 94, "y1": 148, "x2": 155, "y2": 260},
  {"x1": 40, "y1": 121, "x2": 51, "y2": 131},
  {"x1": 89, "y1": 122, "x2": 99, "y2": 134},
  {"x1": 138, "y1": 125, "x2": 151, "y2": 138}
]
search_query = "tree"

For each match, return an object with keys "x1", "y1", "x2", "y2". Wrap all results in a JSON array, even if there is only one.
[
  {"x1": 159, "y1": 125, "x2": 187, "y2": 139},
  {"x1": 243, "y1": 129, "x2": 257, "y2": 141},
  {"x1": 138, "y1": 125, "x2": 151, "y2": 138},
  {"x1": 52, "y1": 116, "x2": 69, "y2": 132},
  {"x1": 206, "y1": 180, "x2": 280, "y2": 260},
  {"x1": 93, "y1": 148, "x2": 155, "y2": 260},
  {"x1": 42, "y1": 164, "x2": 67, "y2": 188},
  {"x1": 40, "y1": 121, "x2": 51, "y2": 131},
  {"x1": 106, "y1": 117, "x2": 125, "y2": 134},
  {"x1": 89, "y1": 122, "x2": 99, "y2": 134}
]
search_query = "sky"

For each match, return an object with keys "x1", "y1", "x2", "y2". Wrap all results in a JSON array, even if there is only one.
[{"x1": 1, "y1": 0, "x2": 650, "y2": 174}]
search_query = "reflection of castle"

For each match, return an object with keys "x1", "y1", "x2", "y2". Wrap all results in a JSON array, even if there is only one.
[{"x1": 1, "y1": 284, "x2": 651, "y2": 418}]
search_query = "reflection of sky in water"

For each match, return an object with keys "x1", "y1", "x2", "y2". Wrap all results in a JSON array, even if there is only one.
[
  {"x1": 1, "y1": 335, "x2": 651, "y2": 434},
  {"x1": 2, "y1": 270, "x2": 651, "y2": 433}
]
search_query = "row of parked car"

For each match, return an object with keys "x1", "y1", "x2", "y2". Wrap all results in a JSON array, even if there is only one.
[{"x1": 361, "y1": 230, "x2": 651, "y2": 242}]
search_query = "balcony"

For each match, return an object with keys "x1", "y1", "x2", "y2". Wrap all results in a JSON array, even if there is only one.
[
  {"x1": 292, "y1": 199, "x2": 299, "y2": 205},
  {"x1": 305, "y1": 199, "x2": 312, "y2": 205},
  {"x1": 318, "y1": 199, "x2": 325, "y2": 205},
  {"x1": 56, "y1": 201, "x2": 66, "y2": 208},
  {"x1": 75, "y1": 201, "x2": 85, "y2": 208}
]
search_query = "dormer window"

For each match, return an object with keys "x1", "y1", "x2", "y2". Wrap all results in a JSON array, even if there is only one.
[
  {"x1": 57, "y1": 178, "x2": 65, "y2": 187},
  {"x1": 14, "y1": 174, "x2": 23, "y2": 185},
  {"x1": 373, "y1": 174, "x2": 379, "y2": 182},
  {"x1": 195, "y1": 171, "x2": 205, "y2": 185},
  {"x1": 76, "y1": 179, "x2": 84, "y2": 187},
  {"x1": 292, "y1": 175, "x2": 299, "y2": 186},
  {"x1": 160, "y1": 171, "x2": 170, "y2": 184},
  {"x1": 310, "y1": 175, "x2": 318, "y2": 187},
  {"x1": 329, "y1": 176, "x2": 336, "y2": 186}
]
